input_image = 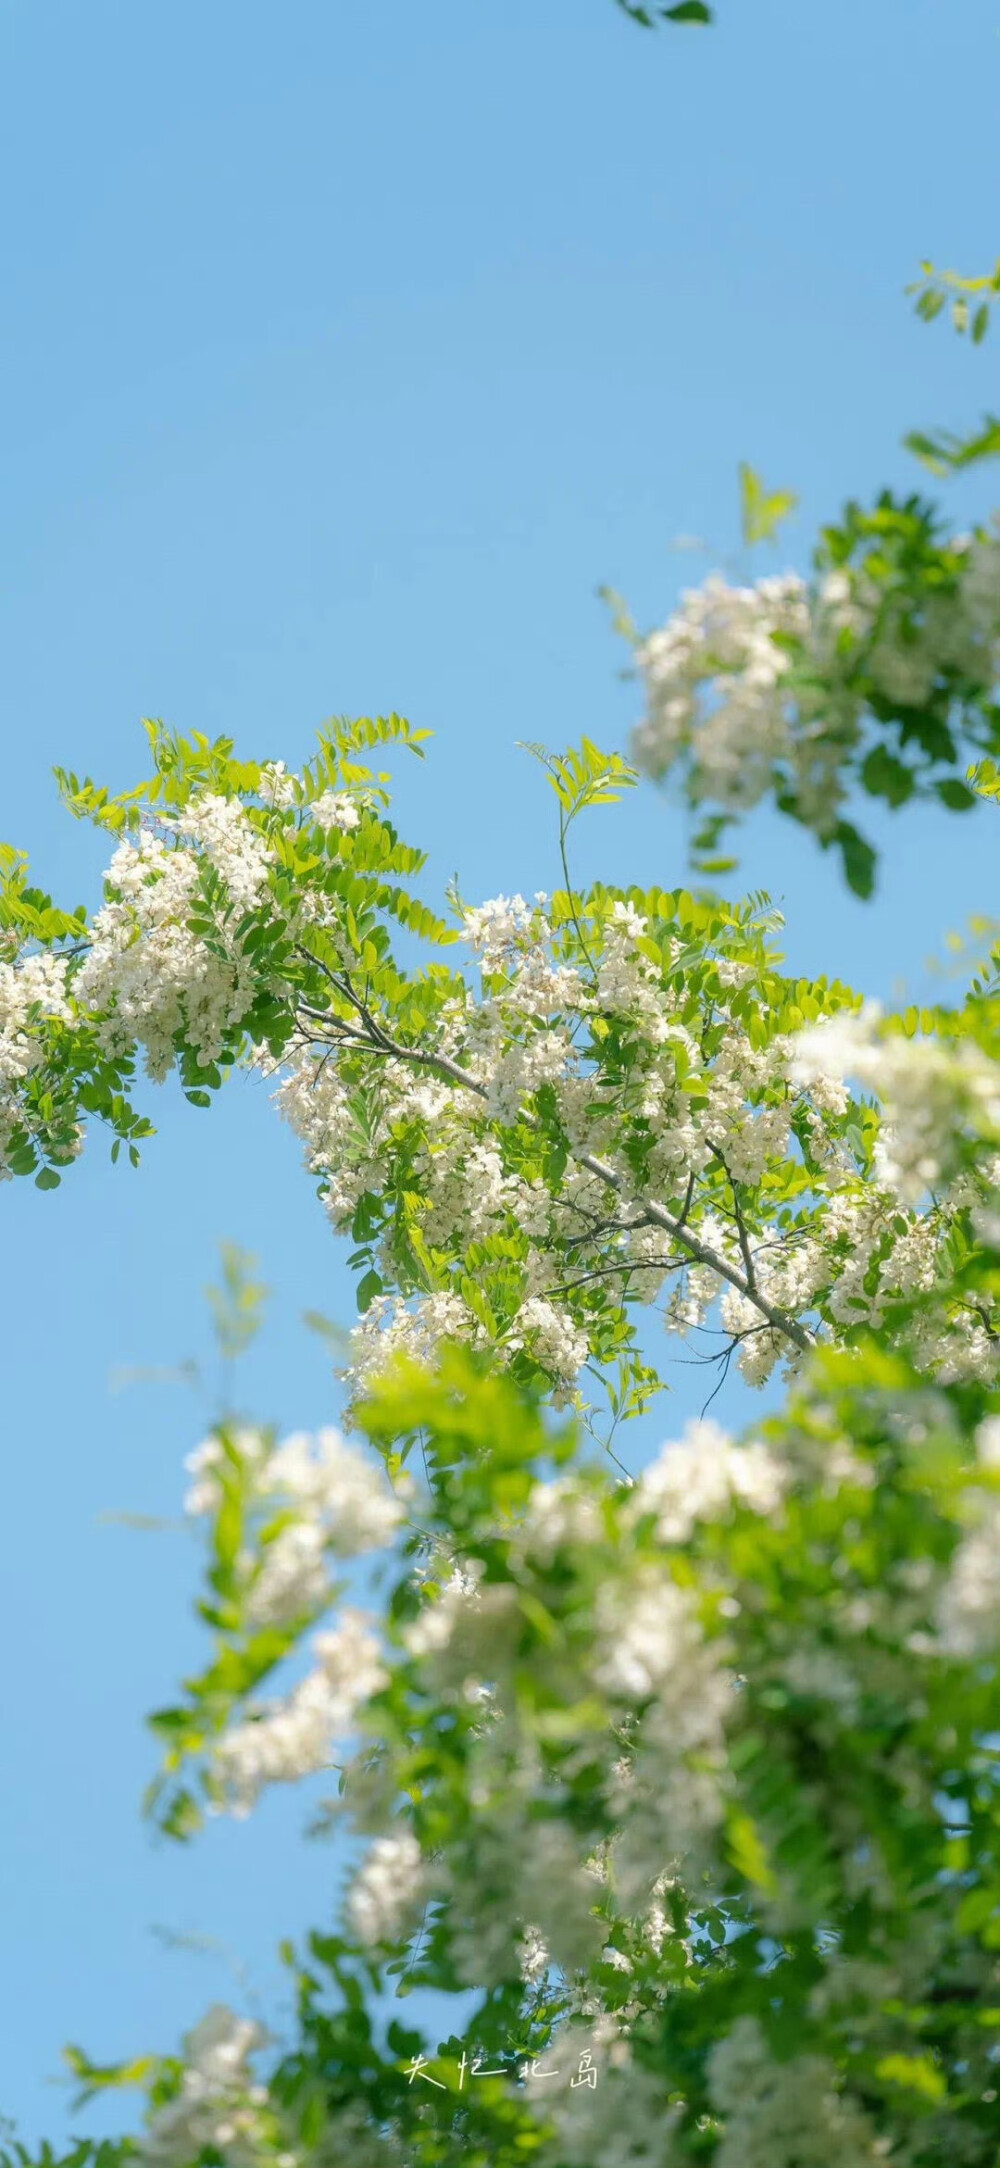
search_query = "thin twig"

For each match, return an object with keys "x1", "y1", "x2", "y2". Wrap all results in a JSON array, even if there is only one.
[{"x1": 292, "y1": 985, "x2": 816, "y2": 1357}]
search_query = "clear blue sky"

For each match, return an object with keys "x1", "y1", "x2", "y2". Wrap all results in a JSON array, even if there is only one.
[{"x1": 1, "y1": 0, "x2": 999, "y2": 2146}]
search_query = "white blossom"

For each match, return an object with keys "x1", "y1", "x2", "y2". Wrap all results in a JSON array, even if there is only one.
[
  {"x1": 213, "y1": 1612, "x2": 386, "y2": 1814},
  {"x1": 140, "y1": 2005, "x2": 270, "y2": 2167},
  {"x1": 629, "y1": 1417, "x2": 788, "y2": 1543},
  {"x1": 793, "y1": 1006, "x2": 1000, "y2": 1203},
  {"x1": 462, "y1": 894, "x2": 539, "y2": 970},
  {"x1": 174, "y1": 794, "x2": 274, "y2": 911},
  {"x1": 631, "y1": 572, "x2": 811, "y2": 814},
  {"x1": 183, "y1": 1427, "x2": 270, "y2": 1517},
  {"x1": 310, "y1": 790, "x2": 361, "y2": 832},
  {"x1": 347, "y1": 1829, "x2": 426, "y2": 1946},
  {"x1": 262, "y1": 1427, "x2": 405, "y2": 1553},
  {"x1": 631, "y1": 534, "x2": 1000, "y2": 843},
  {"x1": 707, "y1": 2017, "x2": 882, "y2": 2167},
  {"x1": 244, "y1": 1520, "x2": 330, "y2": 1628},
  {"x1": 259, "y1": 760, "x2": 298, "y2": 810},
  {"x1": 938, "y1": 1494, "x2": 1000, "y2": 1656}
]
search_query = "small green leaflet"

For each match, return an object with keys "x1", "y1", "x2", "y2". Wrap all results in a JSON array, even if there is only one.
[
  {"x1": 903, "y1": 413, "x2": 1000, "y2": 476},
  {"x1": 615, "y1": 0, "x2": 712, "y2": 21},
  {"x1": 739, "y1": 462, "x2": 799, "y2": 547}
]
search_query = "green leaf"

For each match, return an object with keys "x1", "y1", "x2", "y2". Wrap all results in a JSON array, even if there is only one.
[
  {"x1": 903, "y1": 414, "x2": 1000, "y2": 475},
  {"x1": 662, "y1": 1, "x2": 712, "y2": 19},
  {"x1": 860, "y1": 746, "x2": 913, "y2": 808},
  {"x1": 357, "y1": 1268, "x2": 384, "y2": 1314},
  {"x1": 956, "y1": 1883, "x2": 1000, "y2": 1935},
  {"x1": 63, "y1": 2045, "x2": 158, "y2": 2105},
  {"x1": 726, "y1": 1810, "x2": 777, "y2": 1894},
  {"x1": 970, "y1": 757, "x2": 1000, "y2": 803},
  {"x1": 832, "y1": 820, "x2": 877, "y2": 899},
  {"x1": 935, "y1": 778, "x2": 977, "y2": 811},
  {"x1": 739, "y1": 461, "x2": 799, "y2": 547},
  {"x1": 596, "y1": 584, "x2": 638, "y2": 641},
  {"x1": 35, "y1": 1166, "x2": 62, "y2": 1190},
  {"x1": 875, "y1": 2054, "x2": 946, "y2": 2104}
]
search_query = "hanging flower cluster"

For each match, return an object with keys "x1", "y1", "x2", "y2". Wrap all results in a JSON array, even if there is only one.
[
  {"x1": 5, "y1": 721, "x2": 1000, "y2": 1443},
  {"x1": 628, "y1": 498, "x2": 1000, "y2": 893},
  {"x1": 8, "y1": 713, "x2": 1000, "y2": 2168}
]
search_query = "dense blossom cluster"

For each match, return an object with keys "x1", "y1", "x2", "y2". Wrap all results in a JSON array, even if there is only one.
[
  {"x1": 792, "y1": 1002, "x2": 1000, "y2": 1203},
  {"x1": 139, "y1": 2006, "x2": 282, "y2": 2168},
  {"x1": 0, "y1": 948, "x2": 76, "y2": 1168},
  {"x1": 629, "y1": 518, "x2": 1000, "y2": 848},
  {"x1": 212, "y1": 1609, "x2": 388, "y2": 1815},
  {"x1": 144, "y1": 1347, "x2": 1000, "y2": 2167},
  {"x1": 274, "y1": 881, "x2": 1000, "y2": 1401},
  {"x1": 173, "y1": 1421, "x2": 404, "y2": 1813},
  {"x1": 185, "y1": 1422, "x2": 404, "y2": 1600},
  {"x1": 631, "y1": 570, "x2": 817, "y2": 813},
  {"x1": 705, "y1": 2018, "x2": 883, "y2": 2168},
  {"x1": 73, "y1": 825, "x2": 254, "y2": 1082},
  {"x1": 3, "y1": 725, "x2": 1000, "y2": 1417},
  {"x1": 7, "y1": 717, "x2": 1000, "y2": 2168}
]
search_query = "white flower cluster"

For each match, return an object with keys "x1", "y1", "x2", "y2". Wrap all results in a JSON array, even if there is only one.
[
  {"x1": 598, "y1": 1571, "x2": 732, "y2": 1904},
  {"x1": 184, "y1": 1425, "x2": 269, "y2": 1516},
  {"x1": 845, "y1": 524, "x2": 1000, "y2": 708},
  {"x1": 592, "y1": 1568, "x2": 712, "y2": 1702},
  {"x1": 310, "y1": 789, "x2": 361, "y2": 832},
  {"x1": 631, "y1": 530, "x2": 1000, "y2": 832},
  {"x1": 181, "y1": 1421, "x2": 404, "y2": 1813},
  {"x1": 0, "y1": 950, "x2": 72, "y2": 1083},
  {"x1": 541, "y1": 2057, "x2": 681, "y2": 2168},
  {"x1": 264, "y1": 1427, "x2": 405, "y2": 1553},
  {"x1": 355, "y1": 1445, "x2": 761, "y2": 1981},
  {"x1": 0, "y1": 949, "x2": 75, "y2": 1175},
  {"x1": 275, "y1": 886, "x2": 1000, "y2": 1397},
  {"x1": 346, "y1": 1828, "x2": 426, "y2": 1946},
  {"x1": 185, "y1": 1422, "x2": 404, "y2": 1630},
  {"x1": 631, "y1": 572, "x2": 812, "y2": 813},
  {"x1": 258, "y1": 760, "x2": 298, "y2": 810},
  {"x1": 244, "y1": 1520, "x2": 330, "y2": 1630},
  {"x1": 140, "y1": 2004, "x2": 280, "y2": 2168},
  {"x1": 628, "y1": 1416, "x2": 788, "y2": 1543},
  {"x1": 462, "y1": 892, "x2": 546, "y2": 970},
  {"x1": 213, "y1": 1610, "x2": 387, "y2": 1815},
  {"x1": 508, "y1": 1296, "x2": 592, "y2": 1395},
  {"x1": 172, "y1": 793, "x2": 274, "y2": 911},
  {"x1": 74, "y1": 825, "x2": 254, "y2": 1081},
  {"x1": 793, "y1": 1004, "x2": 1000, "y2": 1204},
  {"x1": 707, "y1": 2016, "x2": 882, "y2": 2167}
]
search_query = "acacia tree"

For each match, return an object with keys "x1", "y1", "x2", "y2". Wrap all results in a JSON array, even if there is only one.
[{"x1": 4, "y1": 10, "x2": 1000, "y2": 2168}]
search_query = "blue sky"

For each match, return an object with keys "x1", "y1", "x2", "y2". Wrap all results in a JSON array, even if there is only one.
[{"x1": 1, "y1": 0, "x2": 999, "y2": 2145}]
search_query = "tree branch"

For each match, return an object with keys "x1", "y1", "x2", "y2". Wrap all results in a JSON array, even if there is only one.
[{"x1": 293, "y1": 991, "x2": 817, "y2": 1357}]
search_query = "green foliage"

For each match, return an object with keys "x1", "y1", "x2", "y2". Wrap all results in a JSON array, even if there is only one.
[
  {"x1": 810, "y1": 492, "x2": 998, "y2": 883},
  {"x1": 520, "y1": 738, "x2": 637, "y2": 826},
  {"x1": 614, "y1": 0, "x2": 712, "y2": 23},
  {"x1": 7, "y1": 19, "x2": 1000, "y2": 2165},
  {"x1": 904, "y1": 414, "x2": 1000, "y2": 476},
  {"x1": 738, "y1": 461, "x2": 798, "y2": 548},
  {"x1": 0, "y1": 2144, "x2": 135, "y2": 2168},
  {"x1": 908, "y1": 255, "x2": 1000, "y2": 343},
  {"x1": 206, "y1": 1243, "x2": 269, "y2": 1363},
  {"x1": 113, "y1": 1323, "x2": 1000, "y2": 2163}
]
